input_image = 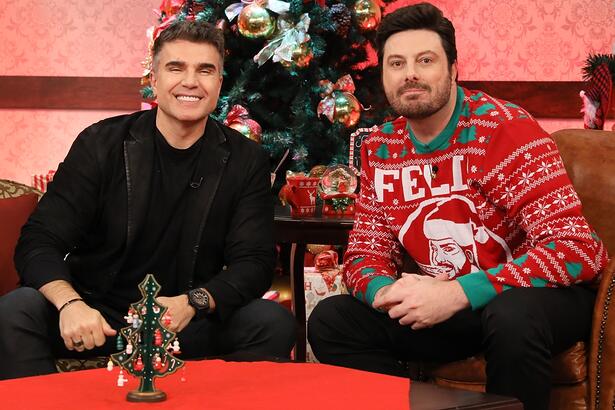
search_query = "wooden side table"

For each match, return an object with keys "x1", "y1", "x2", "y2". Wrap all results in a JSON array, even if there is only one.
[{"x1": 273, "y1": 206, "x2": 354, "y2": 361}]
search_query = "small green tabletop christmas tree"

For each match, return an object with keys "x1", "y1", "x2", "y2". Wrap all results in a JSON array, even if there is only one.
[{"x1": 111, "y1": 274, "x2": 184, "y2": 402}]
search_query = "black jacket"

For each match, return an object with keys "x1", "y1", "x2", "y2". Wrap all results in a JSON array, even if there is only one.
[{"x1": 15, "y1": 109, "x2": 274, "y2": 321}]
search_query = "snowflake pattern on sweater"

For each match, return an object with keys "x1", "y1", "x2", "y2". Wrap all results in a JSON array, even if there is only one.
[{"x1": 344, "y1": 86, "x2": 608, "y2": 309}]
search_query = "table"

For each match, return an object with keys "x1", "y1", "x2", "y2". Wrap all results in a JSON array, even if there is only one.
[
  {"x1": 274, "y1": 206, "x2": 354, "y2": 361},
  {"x1": 0, "y1": 360, "x2": 521, "y2": 409}
]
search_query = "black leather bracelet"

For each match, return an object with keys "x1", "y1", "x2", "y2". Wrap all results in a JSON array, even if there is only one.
[{"x1": 58, "y1": 297, "x2": 84, "y2": 314}]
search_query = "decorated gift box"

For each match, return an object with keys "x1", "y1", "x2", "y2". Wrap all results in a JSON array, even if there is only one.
[
  {"x1": 31, "y1": 170, "x2": 56, "y2": 193},
  {"x1": 304, "y1": 250, "x2": 347, "y2": 362},
  {"x1": 320, "y1": 192, "x2": 357, "y2": 217}
]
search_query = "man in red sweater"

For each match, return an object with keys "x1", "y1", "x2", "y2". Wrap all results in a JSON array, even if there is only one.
[{"x1": 307, "y1": 3, "x2": 607, "y2": 409}]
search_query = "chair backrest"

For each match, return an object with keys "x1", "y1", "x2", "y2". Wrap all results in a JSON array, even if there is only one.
[
  {"x1": 552, "y1": 129, "x2": 615, "y2": 255},
  {"x1": 0, "y1": 179, "x2": 42, "y2": 297}
]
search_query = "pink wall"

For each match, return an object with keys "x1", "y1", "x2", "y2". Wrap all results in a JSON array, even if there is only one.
[
  {"x1": 0, "y1": 0, "x2": 158, "y2": 77},
  {"x1": 0, "y1": 0, "x2": 159, "y2": 185},
  {"x1": 1, "y1": 0, "x2": 614, "y2": 184},
  {"x1": 436, "y1": 0, "x2": 615, "y2": 81}
]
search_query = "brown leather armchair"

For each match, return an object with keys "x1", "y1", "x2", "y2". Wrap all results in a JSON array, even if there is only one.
[{"x1": 415, "y1": 129, "x2": 615, "y2": 409}]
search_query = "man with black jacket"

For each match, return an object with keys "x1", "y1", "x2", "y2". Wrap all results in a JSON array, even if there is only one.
[{"x1": 0, "y1": 20, "x2": 295, "y2": 380}]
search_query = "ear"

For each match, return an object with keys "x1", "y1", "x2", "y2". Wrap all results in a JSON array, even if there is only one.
[
  {"x1": 150, "y1": 69, "x2": 158, "y2": 96},
  {"x1": 451, "y1": 61, "x2": 458, "y2": 83},
  {"x1": 215, "y1": 70, "x2": 224, "y2": 98},
  {"x1": 464, "y1": 249, "x2": 475, "y2": 264}
]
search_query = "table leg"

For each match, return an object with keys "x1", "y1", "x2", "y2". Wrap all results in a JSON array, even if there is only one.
[{"x1": 289, "y1": 242, "x2": 307, "y2": 362}]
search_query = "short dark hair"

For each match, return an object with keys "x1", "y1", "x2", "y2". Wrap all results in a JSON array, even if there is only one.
[
  {"x1": 376, "y1": 2, "x2": 457, "y2": 68},
  {"x1": 152, "y1": 20, "x2": 225, "y2": 71}
]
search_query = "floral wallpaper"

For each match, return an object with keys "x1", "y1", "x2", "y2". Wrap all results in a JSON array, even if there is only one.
[
  {"x1": 0, "y1": 110, "x2": 130, "y2": 184},
  {"x1": 389, "y1": 0, "x2": 615, "y2": 81},
  {"x1": 0, "y1": 0, "x2": 158, "y2": 77},
  {"x1": 1, "y1": 0, "x2": 614, "y2": 184}
]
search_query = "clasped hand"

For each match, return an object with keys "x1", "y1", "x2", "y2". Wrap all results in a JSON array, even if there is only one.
[
  {"x1": 59, "y1": 301, "x2": 116, "y2": 352},
  {"x1": 156, "y1": 295, "x2": 195, "y2": 333},
  {"x1": 372, "y1": 273, "x2": 469, "y2": 330}
]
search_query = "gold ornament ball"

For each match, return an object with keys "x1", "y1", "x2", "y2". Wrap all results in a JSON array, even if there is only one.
[
  {"x1": 229, "y1": 121, "x2": 262, "y2": 143},
  {"x1": 280, "y1": 42, "x2": 313, "y2": 69},
  {"x1": 308, "y1": 165, "x2": 328, "y2": 178},
  {"x1": 353, "y1": 0, "x2": 382, "y2": 32},
  {"x1": 307, "y1": 244, "x2": 333, "y2": 255},
  {"x1": 333, "y1": 91, "x2": 361, "y2": 128},
  {"x1": 238, "y1": 3, "x2": 276, "y2": 39}
]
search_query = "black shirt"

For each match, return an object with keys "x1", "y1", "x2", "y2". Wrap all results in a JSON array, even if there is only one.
[{"x1": 106, "y1": 126, "x2": 205, "y2": 311}]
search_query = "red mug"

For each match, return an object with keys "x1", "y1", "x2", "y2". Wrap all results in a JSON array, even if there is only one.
[{"x1": 281, "y1": 176, "x2": 320, "y2": 217}]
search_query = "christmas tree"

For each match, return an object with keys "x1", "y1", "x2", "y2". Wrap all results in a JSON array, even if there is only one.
[
  {"x1": 111, "y1": 274, "x2": 184, "y2": 402},
  {"x1": 142, "y1": 0, "x2": 394, "y2": 180}
]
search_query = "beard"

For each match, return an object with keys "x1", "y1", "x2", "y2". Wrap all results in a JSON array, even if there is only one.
[{"x1": 387, "y1": 77, "x2": 452, "y2": 120}]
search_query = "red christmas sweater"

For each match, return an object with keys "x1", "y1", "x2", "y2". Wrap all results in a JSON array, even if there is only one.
[{"x1": 344, "y1": 86, "x2": 608, "y2": 309}]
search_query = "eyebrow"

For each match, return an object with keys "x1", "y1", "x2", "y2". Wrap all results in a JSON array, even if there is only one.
[
  {"x1": 386, "y1": 54, "x2": 405, "y2": 61},
  {"x1": 196, "y1": 63, "x2": 218, "y2": 72},
  {"x1": 164, "y1": 61, "x2": 218, "y2": 72},
  {"x1": 165, "y1": 60, "x2": 185, "y2": 69},
  {"x1": 386, "y1": 50, "x2": 437, "y2": 60},
  {"x1": 416, "y1": 50, "x2": 437, "y2": 58}
]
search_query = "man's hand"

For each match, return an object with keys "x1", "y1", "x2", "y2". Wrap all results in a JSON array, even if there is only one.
[
  {"x1": 157, "y1": 295, "x2": 195, "y2": 333},
  {"x1": 372, "y1": 273, "x2": 421, "y2": 311},
  {"x1": 39, "y1": 280, "x2": 116, "y2": 352},
  {"x1": 374, "y1": 275, "x2": 470, "y2": 330},
  {"x1": 59, "y1": 302, "x2": 116, "y2": 352}
]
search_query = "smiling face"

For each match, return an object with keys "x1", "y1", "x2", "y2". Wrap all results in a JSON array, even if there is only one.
[
  {"x1": 429, "y1": 238, "x2": 475, "y2": 276},
  {"x1": 382, "y1": 29, "x2": 456, "y2": 120},
  {"x1": 151, "y1": 39, "x2": 223, "y2": 136}
]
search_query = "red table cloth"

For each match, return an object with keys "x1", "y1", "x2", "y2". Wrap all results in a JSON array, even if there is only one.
[{"x1": 0, "y1": 360, "x2": 409, "y2": 409}]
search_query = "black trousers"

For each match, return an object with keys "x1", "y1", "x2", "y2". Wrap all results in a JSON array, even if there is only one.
[
  {"x1": 307, "y1": 286, "x2": 596, "y2": 410},
  {"x1": 0, "y1": 287, "x2": 296, "y2": 380}
]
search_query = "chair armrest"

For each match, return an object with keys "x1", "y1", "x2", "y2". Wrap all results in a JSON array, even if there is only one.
[
  {"x1": 589, "y1": 258, "x2": 615, "y2": 410},
  {"x1": 0, "y1": 179, "x2": 43, "y2": 199}
]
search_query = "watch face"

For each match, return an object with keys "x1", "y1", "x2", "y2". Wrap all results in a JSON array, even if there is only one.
[{"x1": 189, "y1": 288, "x2": 210, "y2": 310}]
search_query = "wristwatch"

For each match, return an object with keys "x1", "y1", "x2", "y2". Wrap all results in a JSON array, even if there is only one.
[{"x1": 186, "y1": 288, "x2": 211, "y2": 313}]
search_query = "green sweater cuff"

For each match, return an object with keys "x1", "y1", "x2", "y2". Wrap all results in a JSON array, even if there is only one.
[
  {"x1": 456, "y1": 271, "x2": 497, "y2": 310},
  {"x1": 364, "y1": 276, "x2": 396, "y2": 306}
]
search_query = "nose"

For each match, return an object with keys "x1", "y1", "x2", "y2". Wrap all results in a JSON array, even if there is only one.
[
  {"x1": 181, "y1": 70, "x2": 198, "y2": 87},
  {"x1": 431, "y1": 244, "x2": 444, "y2": 263},
  {"x1": 404, "y1": 64, "x2": 419, "y2": 82}
]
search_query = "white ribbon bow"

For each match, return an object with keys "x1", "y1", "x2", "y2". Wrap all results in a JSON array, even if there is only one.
[
  {"x1": 253, "y1": 13, "x2": 311, "y2": 66},
  {"x1": 225, "y1": 0, "x2": 290, "y2": 22}
]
